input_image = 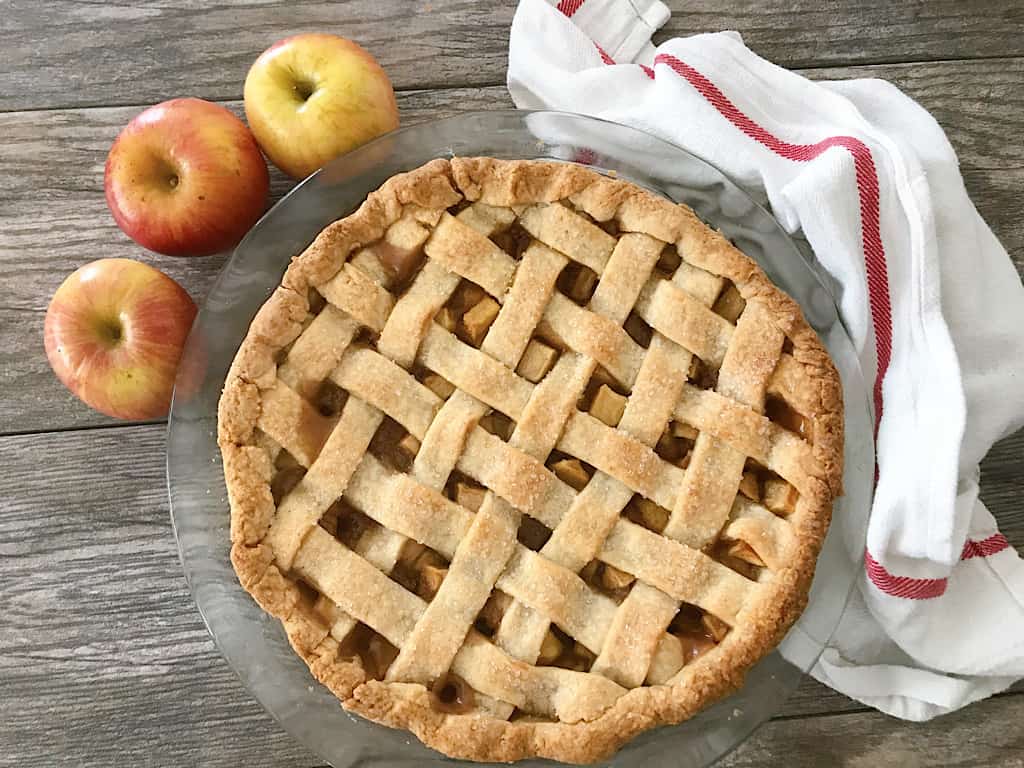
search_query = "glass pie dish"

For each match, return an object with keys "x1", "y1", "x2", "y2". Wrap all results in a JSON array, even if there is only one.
[{"x1": 168, "y1": 111, "x2": 874, "y2": 767}]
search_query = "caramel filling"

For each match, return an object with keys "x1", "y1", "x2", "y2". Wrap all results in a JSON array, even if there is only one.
[
  {"x1": 669, "y1": 604, "x2": 725, "y2": 663},
  {"x1": 432, "y1": 674, "x2": 476, "y2": 714},
  {"x1": 765, "y1": 395, "x2": 810, "y2": 439}
]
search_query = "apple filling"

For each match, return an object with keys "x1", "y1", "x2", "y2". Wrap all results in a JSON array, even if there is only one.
[{"x1": 251, "y1": 192, "x2": 823, "y2": 729}]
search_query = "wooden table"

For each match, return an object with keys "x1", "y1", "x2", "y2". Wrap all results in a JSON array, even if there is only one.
[{"x1": 2, "y1": 2, "x2": 1022, "y2": 766}]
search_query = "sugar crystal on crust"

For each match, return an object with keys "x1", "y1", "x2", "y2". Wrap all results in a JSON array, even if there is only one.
[{"x1": 218, "y1": 157, "x2": 843, "y2": 764}]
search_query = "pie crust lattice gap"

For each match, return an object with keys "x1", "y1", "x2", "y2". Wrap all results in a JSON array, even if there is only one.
[{"x1": 218, "y1": 157, "x2": 843, "y2": 764}]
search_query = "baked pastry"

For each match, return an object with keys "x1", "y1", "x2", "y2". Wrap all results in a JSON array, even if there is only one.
[{"x1": 218, "y1": 157, "x2": 843, "y2": 763}]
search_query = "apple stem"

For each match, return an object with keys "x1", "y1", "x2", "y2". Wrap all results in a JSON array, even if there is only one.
[
  {"x1": 99, "y1": 318, "x2": 124, "y2": 346},
  {"x1": 293, "y1": 80, "x2": 315, "y2": 102}
]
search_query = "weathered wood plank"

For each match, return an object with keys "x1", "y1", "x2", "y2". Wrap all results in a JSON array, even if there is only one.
[
  {"x1": 0, "y1": 86, "x2": 509, "y2": 433},
  {"x1": 1, "y1": 423, "x2": 1020, "y2": 767},
  {"x1": 812, "y1": 58, "x2": 1024, "y2": 170},
  {"x1": 0, "y1": 423, "x2": 841, "y2": 766},
  {"x1": 661, "y1": 3, "x2": 1024, "y2": 70},
  {"x1": 0, "y1": 425, "x2": 316, "y2": 768},
  {"x1": 718, "y1": 694, "x2": 1024, "y2": 768},
  {"x1": 2, "y1": 1, "x2": 1022, "y2": 112},
  {"x1": 965, "y1": 168, "x2": 1024, "y2": 270},
  {"x1": 2, "y1": 58, "x2": 1023, "y2": 435},
  {"x1": 980, "y1": 430, "x2": 1024, "y2": 536},
  {"x1": 3, "y1": 3, "x2": 1021, "y2": 765},
  {"x1": 0, "y1": 0, "x2": 515, "y2": 112}
]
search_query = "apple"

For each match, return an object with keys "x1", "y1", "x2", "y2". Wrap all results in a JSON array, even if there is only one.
[
  {"x1": 44, "y1": 258, "x2": 197, "y2": 420},
  {"x1": 105, "y1": 98, "x2": 269, "y2": 257},
  {"x1": 244, "y1": 34, "x2": 399, "y2": 179}
]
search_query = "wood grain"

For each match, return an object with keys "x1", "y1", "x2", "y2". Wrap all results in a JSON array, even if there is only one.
[
  {"x1": 658, "y1": 2, "x2": 1024, "y2": 71},
  {"x1": 0, "y1": 0, "x2": 514, "y2": 112},
  {"x1": 980, "y1": 430, "x2": 1024, "y2": 535},
  {"x1": 2, "y1": 1, "x2": 1022, "y2": 112},
  {"x1": 2, "y1": 3, "x2": 1023, "y2": 763},
  {"x1": 1, "y1": 424, "x2": 1020, "y2": 768},
  {"x1": 2, "y1": 58, "x2": 1023, "y2": 435},
  {"x1": 0, "y1": 425, "x2": 315, "y2": 768},
  {"x1": 719, "y1": 695, "x2": 1024, "y2": 768},
  {"x1": 0, "y1": 86, "x2": 508, "y2": 434}
]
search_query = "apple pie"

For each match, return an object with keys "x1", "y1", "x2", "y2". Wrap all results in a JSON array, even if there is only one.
[{"x1": 218, "y1": 157, "x2": 843, "y2": 763}]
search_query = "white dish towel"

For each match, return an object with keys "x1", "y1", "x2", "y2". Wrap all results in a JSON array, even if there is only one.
[{"x1": 508, "y1": 0, "x2": 1024, "y2": 720}]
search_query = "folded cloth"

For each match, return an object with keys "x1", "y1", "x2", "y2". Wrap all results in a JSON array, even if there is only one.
[{"x1": 508, "y1": 0, "x2": 1024, "y2": 719}]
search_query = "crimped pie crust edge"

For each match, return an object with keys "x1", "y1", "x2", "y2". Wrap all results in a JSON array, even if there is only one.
[{"x1": 217, "y1": 157, "x2": 844, "y2": 764}]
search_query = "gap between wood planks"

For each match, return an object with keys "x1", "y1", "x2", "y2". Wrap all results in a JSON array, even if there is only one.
[
  {"x1": 1, "y1": 53, "x2": 1021, "y2": 117},
  {"x1": 296, "y1": 690, "x2": 1024, "y2": 768},
  {"x1": 0, "y1": 420, "x2": 165, "y2": 438},
  {"x1": 3, "y1": 58, "x2": 1020, "y2": 437},
  {"x1": 0, "y1": 80, "x2": 501, "y2": 117}
]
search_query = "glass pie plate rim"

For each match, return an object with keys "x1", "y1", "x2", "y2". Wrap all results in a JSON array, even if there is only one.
[{"x1": 167, "y1": 110, "x2": 873, "y2": 768}]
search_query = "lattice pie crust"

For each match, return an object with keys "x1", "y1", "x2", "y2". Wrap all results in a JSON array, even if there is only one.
[{"x1": 218, "y1": 158, "x2": 843, "y2": 763}]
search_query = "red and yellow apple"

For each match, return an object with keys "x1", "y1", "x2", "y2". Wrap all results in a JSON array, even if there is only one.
[
  {"x1": 44, "y1": 258, "x2": 197, "y2": 420},
  {"x1": 105, "y1": 98, "x2": 269, "y2": 257},
  {"x1": 244, "y1": 34, "x2": 399, "y2": 179}
]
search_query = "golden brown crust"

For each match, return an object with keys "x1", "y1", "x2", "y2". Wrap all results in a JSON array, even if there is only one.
[{"x1": 218, "y1": 158, "x2": 843, "y2": 764}]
